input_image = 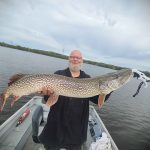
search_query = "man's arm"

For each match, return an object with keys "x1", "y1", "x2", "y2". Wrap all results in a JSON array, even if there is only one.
[{"x1": 42, "y1": 70, "x2": 62, "y2": 105}]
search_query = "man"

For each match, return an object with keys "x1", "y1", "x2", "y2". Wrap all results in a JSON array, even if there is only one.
[{"x1": 38, "y1": 50, "x2": 111, "y2": 150}]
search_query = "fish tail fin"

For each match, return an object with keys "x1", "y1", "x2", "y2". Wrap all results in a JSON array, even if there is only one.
[
  {"x1": 0, "y1": 92, "x2": 6, "y2": 112},
  {"x1": 0, "y1": 91, "x2": 9, "y2": 112}
]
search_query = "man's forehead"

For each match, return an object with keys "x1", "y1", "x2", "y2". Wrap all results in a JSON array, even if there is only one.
[{"x1": 70, "y1": 50, "x2": 82, "y2": 57}]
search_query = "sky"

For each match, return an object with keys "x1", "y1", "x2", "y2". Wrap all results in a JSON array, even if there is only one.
[{"x1": 0, "y1": 0, "x2": 150, "y2": 71}]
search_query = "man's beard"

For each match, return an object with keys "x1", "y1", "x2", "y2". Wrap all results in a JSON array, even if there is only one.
[{"x1": 69, "y1": 63, "x2": 82, "y2": 72}]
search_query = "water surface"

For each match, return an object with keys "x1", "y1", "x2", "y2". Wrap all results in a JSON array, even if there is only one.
[{"x1": 0, "y1": 47, "x2": 150, "y2": 150}]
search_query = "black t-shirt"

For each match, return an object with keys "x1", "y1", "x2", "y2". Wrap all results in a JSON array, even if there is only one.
[{"x1": 39, "y1": 68, "x2": 111, "y2": 148}]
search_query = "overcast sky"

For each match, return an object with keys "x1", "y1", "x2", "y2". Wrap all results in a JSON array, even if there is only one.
[{"x1": 0, "y1": 0, "x2": 150, "y2": 71}]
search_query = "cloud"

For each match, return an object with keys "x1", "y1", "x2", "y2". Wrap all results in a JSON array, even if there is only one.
[{"x1": 0, "y1": 0, "x2": 150, "y2": 71}]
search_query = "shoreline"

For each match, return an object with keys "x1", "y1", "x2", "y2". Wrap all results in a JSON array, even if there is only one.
[{"x1": 0, "y1": 42, "x2": 149, "y2": 77}]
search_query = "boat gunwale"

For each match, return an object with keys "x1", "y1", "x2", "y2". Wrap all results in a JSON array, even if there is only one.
[
  {"x1": 89, "y1": 106, "x2": 119, "y2": 150},
  {"x1": 0, "y1": 96, "x2": 40, "y2": 138}
]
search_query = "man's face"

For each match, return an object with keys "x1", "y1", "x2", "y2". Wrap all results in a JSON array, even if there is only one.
[{"x1": 69, "y1": 51, "x2": 83, "y2": 72}]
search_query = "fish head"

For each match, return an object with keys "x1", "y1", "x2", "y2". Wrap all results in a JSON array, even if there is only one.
[
  {"x1": 99, "y1": 69, "x2": 133, "y2": 94},
  {"x1": 115, "y1": 69, "x2": 133, "y2": 86}
]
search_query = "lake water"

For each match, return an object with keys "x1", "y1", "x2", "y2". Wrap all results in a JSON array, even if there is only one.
[{"x1": 0, "y1": 47, "x2": 150, "y2": 150}]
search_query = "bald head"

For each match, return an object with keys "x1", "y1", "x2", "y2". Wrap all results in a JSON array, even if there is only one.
[{"x1": 69, "y1": 50, "x2": 83, "y2": 58}]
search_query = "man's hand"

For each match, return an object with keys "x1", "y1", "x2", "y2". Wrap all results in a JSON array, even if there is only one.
[
  {"x1": 41, "y1": 87, "x2": 59, "y2": 107},
  {"x1": 98, "y1": 94, "x2": 106, "y2": 109},
  {"x1": 41, "y1": 87, "x2": 54, "y2": 96}
]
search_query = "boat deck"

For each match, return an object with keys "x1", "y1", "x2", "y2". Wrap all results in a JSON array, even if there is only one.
[
  {"x1": 22, "y1": 121, "x2": 94, "y2": 150},
  {"x1": 22, "y1": 134, "x2": 45, "y2": 150},
  {"x1": 0, "y1": 96, "x2": 118, "y2": 150}
]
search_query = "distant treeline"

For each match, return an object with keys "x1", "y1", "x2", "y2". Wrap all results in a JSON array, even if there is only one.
[
  {"x1": 0, "y1": 41, "x2": 150, "y2": 77},
  {"x1": 0, "y1": 42, "x2": 68, "y2": 60}
]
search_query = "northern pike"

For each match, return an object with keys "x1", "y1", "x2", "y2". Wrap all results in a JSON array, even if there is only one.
[{"x1": 0, "y1": 69, "x2": 133, "y2": 111}]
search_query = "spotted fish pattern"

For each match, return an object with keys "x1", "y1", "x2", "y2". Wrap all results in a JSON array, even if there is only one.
[{"x1": 0, "y1": 69, "x2": 133, "y2": 111}]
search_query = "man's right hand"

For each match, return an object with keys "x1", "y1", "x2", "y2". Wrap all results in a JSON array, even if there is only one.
[
  {"x1": 41, "y1": 87, "x2": 59, "y2": 107},
  {"x1": 41, "y1": 87, "x2": 55, "y2": 96}
]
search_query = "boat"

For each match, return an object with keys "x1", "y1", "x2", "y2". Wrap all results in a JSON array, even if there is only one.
[{"x1": 0, "y1": 96, "x2": 118, "y2": 150}]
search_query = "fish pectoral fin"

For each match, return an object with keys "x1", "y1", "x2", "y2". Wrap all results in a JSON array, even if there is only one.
[
  {"x1": 11, "y1": 96, "x2": 20, "y2": 107},
  {"x1": 46, "y1": 93, "x2": 59, "y2": 107},
  {"x1": 98, "y1": 94, "x2": 106, "y2": 109}
]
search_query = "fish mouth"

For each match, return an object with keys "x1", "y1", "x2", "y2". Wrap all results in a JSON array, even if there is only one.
[
  {"x1": 99, "y1": 69, "x2": 133, "y2": 94},
  {"x1": 117, "y1": 69, "x2": 133, "y2": 85},
  {"x1": 110, "y1": 69, "x2": 133, "y2": 91}
]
